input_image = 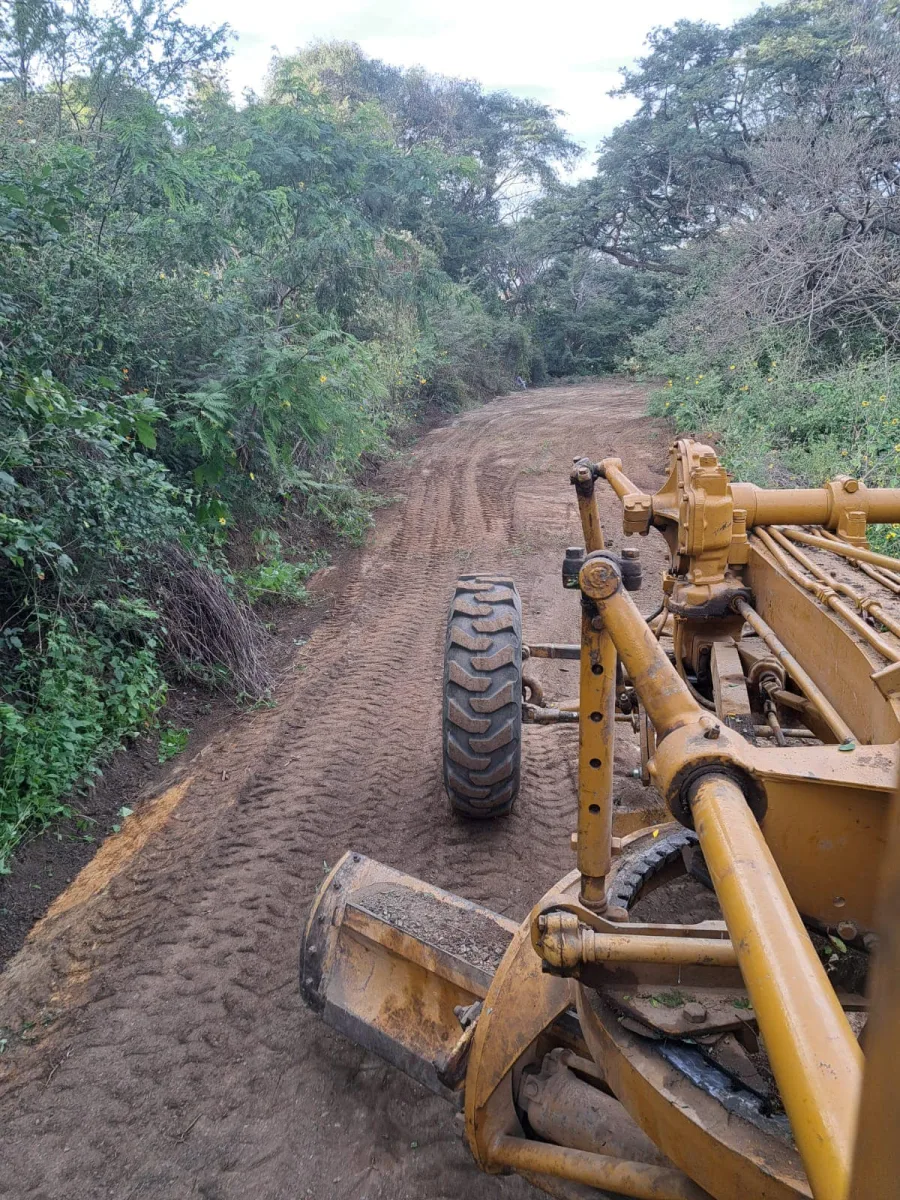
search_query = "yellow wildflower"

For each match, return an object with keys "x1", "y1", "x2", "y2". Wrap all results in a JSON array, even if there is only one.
[
  {"x1": 159, "y1": 271, "x2": 166, "y2": 279},
  {"x1": 880, "y1": 395, "x2": 887, "y2": 401},
  {"x1": 320, "y1": 374, "x2": 327, "y2": 383},
  {"x1": 249, "y1": 472, "x2": 255, "y2": 480},
  {"x1": 729, "y1": 365, "x2": 736, "y2": 370},
  {"x1": 665, "y1": 401, "x2": 671, "y2": 408},
  {"x1": 218, "y1": 517, "x2": 226, "y2": 526},
  {"x1": 862, "y1": 401, "x2": 871, "y2": 407},
  {"x1": 841, "y1": 450, "x2": 848, "y2": 456},
  {"x1": 419, "y1": 377, "x2": 427, "y2": 384}
]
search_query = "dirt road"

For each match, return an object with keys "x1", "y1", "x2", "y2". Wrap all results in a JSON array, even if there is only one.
[{"x1": 0, "y1": 379, "x2": 670, "y2": 1200}]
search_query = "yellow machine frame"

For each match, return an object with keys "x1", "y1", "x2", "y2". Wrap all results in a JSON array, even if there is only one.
[{"x1": 301, "y1": 439, "x2": 900, "y2": 1200}]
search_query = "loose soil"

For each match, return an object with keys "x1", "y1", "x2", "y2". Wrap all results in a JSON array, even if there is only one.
[{"x1": 0, "y1": 379, "x2": 672, "y2": 1200}]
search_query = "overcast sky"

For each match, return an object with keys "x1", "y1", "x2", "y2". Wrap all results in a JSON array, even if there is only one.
[{"x1": 182, "y1": 0, "x2": 761, "y2": 174}]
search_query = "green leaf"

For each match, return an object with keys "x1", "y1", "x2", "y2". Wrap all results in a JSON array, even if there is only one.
[
  {"x1": 0, "y1": 185, "x2": 27, "y2": 206},
  {"x1": 134, "y1": 418, "x2": 157, "y2": 450}
]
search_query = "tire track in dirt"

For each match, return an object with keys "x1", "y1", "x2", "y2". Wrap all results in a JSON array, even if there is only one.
[{"x1": 0, "y1": 380, "x2": 670, "y2": 1200}]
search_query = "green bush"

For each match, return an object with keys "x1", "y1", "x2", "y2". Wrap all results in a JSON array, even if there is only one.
[
  {"x1": 0, "y1": 619, "x2": 165, "y2": 872},
  {"x1": 0, "y1": 9, "x2": 563, "y2": 870},
  {"x1": 644, "y1": 351, "x2": 900, "y2": 553},
  {"x1": 241, "y1": 532, "x2": 328, "y2": 603}
]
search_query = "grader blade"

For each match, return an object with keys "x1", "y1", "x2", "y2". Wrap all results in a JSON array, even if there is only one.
[{"x1": 300, "y1": 851, "x2": 519, "y2": 1100}]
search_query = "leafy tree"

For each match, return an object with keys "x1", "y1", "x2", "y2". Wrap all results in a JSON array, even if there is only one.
[{"x1": 0, "y1": 6, "x2": 567, "y2": 867}]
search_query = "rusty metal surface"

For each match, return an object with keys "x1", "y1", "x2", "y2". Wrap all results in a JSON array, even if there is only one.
[
  {"x1": 301, "y1": 852, "x2": 516, "y2": 1100},
  {"x1": 709, "y1": 641, "x2": 754, "y2": 737},
  {"x1": 577, "y1": 987, "x2": 811, "y2": 1200},
  {"x1": 520, "y1": 1049, "x2": 668, "y2": 1166},
  {"x1": 526, "y1": 643, "x2": 582, "y2": 660}
]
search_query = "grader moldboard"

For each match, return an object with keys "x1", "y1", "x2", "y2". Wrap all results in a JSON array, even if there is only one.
[{"x1": 301, "y1": 439, "x2": 900, "y2": 1200}]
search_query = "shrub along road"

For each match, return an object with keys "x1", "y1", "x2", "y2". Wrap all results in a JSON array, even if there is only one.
[{"x1": 0, "y1": 380, "x2": 670, "y2": 1200}]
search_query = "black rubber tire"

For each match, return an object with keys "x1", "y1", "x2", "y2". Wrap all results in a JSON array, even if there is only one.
[
  {"x1": 608, "y1": 828, "x2": 699, "y2": 911},
  {"x1": 443, "y1": 575, "x2": 523, "y2": 819}
]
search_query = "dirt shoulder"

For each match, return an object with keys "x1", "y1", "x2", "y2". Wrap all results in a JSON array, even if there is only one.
[{"x1": 0, "y1": 379, "x2": 670, "y2": 1200}]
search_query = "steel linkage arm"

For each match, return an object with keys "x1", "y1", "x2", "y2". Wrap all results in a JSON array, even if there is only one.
[
  {"x1": 578, "y1": 554, "x2": 702, "y2": 740},
  {"x1": 579, "y1": 556, "x2": 862, "y2": 1200}
]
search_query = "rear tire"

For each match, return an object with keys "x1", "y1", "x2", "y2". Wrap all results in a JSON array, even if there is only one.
[{"x1": 443, "y1": 576, "x2": 523, "y2": 819}]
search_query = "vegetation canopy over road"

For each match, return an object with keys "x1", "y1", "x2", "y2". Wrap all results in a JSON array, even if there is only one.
[{"x1": 1, "y1": 0, "x2": 898, "y2": 870}]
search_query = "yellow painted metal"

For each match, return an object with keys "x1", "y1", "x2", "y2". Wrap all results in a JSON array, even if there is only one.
[
  {"x1": 489, "y1": 1135, "x2": 712, "y2": 1200},
  {"x1": 599, "y1": 457, "x2": 641, "y2": 505},
  {"x1": 301, "y1": 439, "x2": 900, "y2": 1200},
  {"x1": 782, "y1": 525, "x2": 900, "y2": 571},
  {"x1": 300, "y1": 852, "x2": 518, "y2": 1098},
  {"x1": 750, "y1": 751, "x2": 892, "y2": 932},
  {"x1": 576, "y1": 983, "x2": 812, "y2": 1200},
  {"x1": 756, "y1": 529, "x2": 900, "y2": 662},
  {"x1": 594, "y1": 585, "x2": 702, "y2": 738},
  {"x1": 572, "y1": 458, "x2": 606, "y2": 553},
  {"x1": 577, "y1": 609, "x2": 616, "y2": 910},
  {"x1": 729, "y1": 479, "x2": 900, "y2": 534},
  {"x1": 848, "y1": 787, "x2": 900, "y2": 1199},
  {"x1": 734, "y1": 598, "x2": 857, "y2": 744},
  {"x1": 746, "y1": 543, "x2": 900, "y2": 746},
  {"x1": 690, "y1": 775, "x2": 862, "y2": 1200},
  {"x1": 585, "y1": 556, "x2": 892, "y2": 930},
  {"x1": 465, "y1": 875, "x2": 578, "y2": 1172},
  {"x1": 470, "y1": 865, "x2": 773, "y2": 1200},
  {"x1": 768, "y1": 527, "x2": 900, "y2": 642},
  {"x1": 535, "y1": 913, "x2": 738, "y2": 968}
]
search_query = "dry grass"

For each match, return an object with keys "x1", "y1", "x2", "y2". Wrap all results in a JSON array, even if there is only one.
[{"x1": 152, "y1": 545, "x2": 271, "y2": 698}]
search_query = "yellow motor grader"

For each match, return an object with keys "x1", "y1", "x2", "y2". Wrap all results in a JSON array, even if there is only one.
[{"x1": 301, "y1": 439, "x2": 900, "y2": 1200}]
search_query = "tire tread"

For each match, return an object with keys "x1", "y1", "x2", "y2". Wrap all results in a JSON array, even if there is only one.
[{"x1": 443, "y1": 575, "x2": 522, "y2": 818}]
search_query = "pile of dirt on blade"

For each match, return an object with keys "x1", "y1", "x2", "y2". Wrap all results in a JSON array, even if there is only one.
[{"x1": 0, "y1": 380, "x2": 671, "y2": 1200}]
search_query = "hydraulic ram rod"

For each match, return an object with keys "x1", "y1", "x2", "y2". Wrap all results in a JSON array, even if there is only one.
[{"x1": 689, "y1": 774, "x2": 862, "y2": 1200}]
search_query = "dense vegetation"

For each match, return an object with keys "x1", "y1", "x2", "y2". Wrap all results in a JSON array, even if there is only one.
[
  {"x1": 2, "y1": 0, "x2": 899, "y2": 869},
  {"x1": 0, "y1": 1, "x2": 583, "y2": 867},
  {"x1": 546, "y1": 0, "x2": 900, "y2": 507}
]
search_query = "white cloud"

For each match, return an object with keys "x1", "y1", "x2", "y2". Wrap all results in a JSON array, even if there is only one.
[{"x1": 184, "y1": 0, "x2": 761, "y2": 172}]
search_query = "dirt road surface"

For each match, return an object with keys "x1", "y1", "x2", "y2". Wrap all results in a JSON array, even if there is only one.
[{"x1": 0, "y1": 380, "x2": 670, "y2": 1200}]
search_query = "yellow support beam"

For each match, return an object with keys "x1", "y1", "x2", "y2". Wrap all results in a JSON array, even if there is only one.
[
  {"x1": 576, "y1": 609, "x2": 616, "y2": 912},
  {"x1": 690, "y1": 775, "x2": 862, "y2": 1200}
]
